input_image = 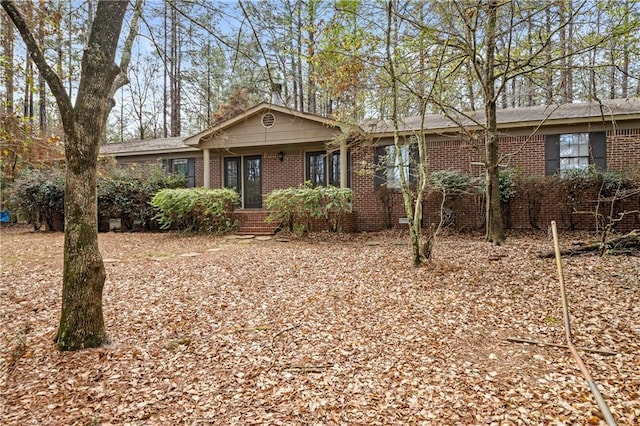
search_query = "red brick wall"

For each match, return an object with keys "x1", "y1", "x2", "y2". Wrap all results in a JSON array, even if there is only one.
[
  {"x1": 263, "y1": 150, "x2": 304, "y2": 192},
  {"x1": 608, "y1": 128, "x2": 640, "y2": 171},
  {"x1": 199, "y1": 128, "x2": 639, "y2": 233},
  {"x1": 351, "y1": 148, "x2": 386, "y2": 231},
  {"x1": 350, "y1": 129, "x2": 639, "y2": 232},
  {"x1": 195, "y1": 158, "x2": 204, "y2": 187}
]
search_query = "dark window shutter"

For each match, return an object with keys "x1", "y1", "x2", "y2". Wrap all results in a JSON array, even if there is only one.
[
  {"x1": 374, "y1": 146, "x2": 386, "y2": 187},
  {"x1": 590, "y1": 132, "x2": 606, "y2": 170},
  {"x1": 545, "y1": 135, "x2": 560, "y2": 175},
  {"x1": 187, "y1": 158, "x2": 196, "y2": 187},
  {"x1": 162, "y1": 159, "x2": 170, "y2": 173}
]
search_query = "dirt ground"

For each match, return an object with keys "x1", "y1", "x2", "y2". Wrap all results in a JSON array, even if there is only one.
[{"x1": 1, "y1": 227, "x2": 639, "y2": 425}]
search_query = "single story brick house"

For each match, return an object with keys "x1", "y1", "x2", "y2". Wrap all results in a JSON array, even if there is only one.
[{"x1": 100, "y1": 99, "x2": 640, "y2": 233}]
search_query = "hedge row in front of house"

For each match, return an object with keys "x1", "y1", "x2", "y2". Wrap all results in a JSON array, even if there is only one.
[
  {"x1": 151, "y1": 187, "x2": 239, "y2": 234},
  {"x1": 416, "y1": 167, "x2": 640, "y2": 232},
  {"x1": 264, "y1": 183, "x2": 353, "y2": 235},
  {"x1": 6, "y1": 164, "x2": 187, "y2": 231}
]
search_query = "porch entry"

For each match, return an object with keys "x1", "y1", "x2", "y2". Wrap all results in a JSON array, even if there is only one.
[{"x1": 224, "y1": 155, "x2": 262, "y2": 208}]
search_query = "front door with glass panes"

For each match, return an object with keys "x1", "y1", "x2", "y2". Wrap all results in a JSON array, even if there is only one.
[
  {"x1": 224, "y1": 156, "x2": 262, "y2": 208},
  {"x1": 243, "y1": 156, "x2": 262, "y2": 208},
  {"x1": 224, "y1": 157, "x2": 241, "y2": 204}
]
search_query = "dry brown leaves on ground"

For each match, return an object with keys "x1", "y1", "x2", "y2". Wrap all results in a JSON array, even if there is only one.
[{"x1": 0, "y1": 227, "x2": 639, "y2": 425}]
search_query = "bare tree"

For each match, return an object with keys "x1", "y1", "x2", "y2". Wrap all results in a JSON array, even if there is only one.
[
  {"x1": 2, "y1": 0, "x2": 128, "y2": 350},
  {"x1": 1, "y1": 7, "x2": 13, "y2": 113}
]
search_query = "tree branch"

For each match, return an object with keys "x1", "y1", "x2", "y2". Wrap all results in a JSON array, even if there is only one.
[{"x1": 1, "y1": 0, "x2": 74, "y2": 135}]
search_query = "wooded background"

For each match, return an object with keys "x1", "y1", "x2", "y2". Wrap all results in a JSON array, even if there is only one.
[{"x1": 1, "y1": 0, "x2": 638, "y2": 146}]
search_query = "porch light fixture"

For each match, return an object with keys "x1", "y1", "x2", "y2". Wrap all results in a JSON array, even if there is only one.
[{"x1": 278, "y1": 151, "x2": 285, "y2": 162}]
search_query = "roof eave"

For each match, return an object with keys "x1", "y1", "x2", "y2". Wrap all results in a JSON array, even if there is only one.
[
  {"x1": 368, "y1": 113, "x2": 640, "y2": 138},
  {"x1": 100, "y1": 147, "x2": 200, "y2": 157}
]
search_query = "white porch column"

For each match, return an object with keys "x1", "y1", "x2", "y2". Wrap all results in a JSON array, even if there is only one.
[
  {"x1": 203, "y1": 148, "x2": 210, "y2": 188},
  {"x1": 340, "y1": 140, "x2": 348, "y2": 188}
]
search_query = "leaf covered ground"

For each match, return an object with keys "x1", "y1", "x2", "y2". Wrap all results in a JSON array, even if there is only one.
[{"x1": 1, "y1": 227, "x2": 639, "y2": 425}]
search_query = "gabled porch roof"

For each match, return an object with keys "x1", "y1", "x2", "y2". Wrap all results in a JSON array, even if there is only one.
[{"x1": 183, "y1": 102, "x2": 352, "y2": 150}]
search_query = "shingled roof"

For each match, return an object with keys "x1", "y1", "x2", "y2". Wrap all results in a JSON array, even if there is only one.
[
  {"x1": 101, "y1": 98, "x2": 640, "y2": 156},
  {"x1": 100, "y1": 137, "x2": 198, "y2": 156},
  {"x1": 361, "y1": 98, "x2": 640, "y2": 135}
]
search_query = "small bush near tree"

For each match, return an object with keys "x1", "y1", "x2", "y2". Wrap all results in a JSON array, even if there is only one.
[
  {"x1": 475, "y1": 168, "x2": 516, "y2": 229},
  {"x1": 265, "y1": 183, "x2": 352, "y2": 235},
  {"x1": 8, "y1": 163, "x2": 187, "y2": 231},
  {"x1": 151, "y1": 188, "x2": 239, "y2": 233},
  {"x1": 498, "y1": 168, "x2": 517, "y2": 229},
  {"x1": 559, "y1": 167, "x2": 639, "y2": 232},
  {"x1": 512, "y1": 173, "x2": 556, "y2": 229},
  {"x1": 7, "y1": 167, "x2": 65, "y2": 230},
  {"x1": 98, "y1": 164, "x2": 187, "y2": 231},
  {"x1": 427, "y1": 170, "x2": 472, "y2": 227},
  {"x1": 423, "y1": 170, "x2": 473, "y2": 259}
]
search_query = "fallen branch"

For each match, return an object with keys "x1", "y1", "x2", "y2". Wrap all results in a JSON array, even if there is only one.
[
  {"x1": 505, "y1": 338, "x2": 618, "y2": 356},
  {"x1": 538, "y1": 230, "x2": 639, "y2": 258}
]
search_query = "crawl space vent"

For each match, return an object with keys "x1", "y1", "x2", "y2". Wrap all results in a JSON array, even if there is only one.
[{"x1": 261, "y1": 112, "x2": 276, "y2": 128}]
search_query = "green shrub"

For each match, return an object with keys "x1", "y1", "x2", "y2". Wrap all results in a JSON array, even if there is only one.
[
  {"x1": 150, "y1": 187, "x2": 239, "y2": 233},
  {"x1": 7, "y1": 167, "x2": 65, "y2": 230},
  {"x1": 513, "y1": 174, "x2": 556, "y2": 229},
  {"x1": 559, "y1": 166, "x2": 639, "y2": 230},
  {"x1": 427, "y1": 170, "x2": 472, "y2": 227},
  {"x1": 498, "y1": 168, "x2": 517, "y2": 203},
  {"x1": 98, "y1": 164, "x2": 186, "y2": 230},
  {"x1": 476, "y1": 168, "x2": 517, "y2": 228},
  {"x1": 476, "y1": 168, "x2": 517, "y2": 202},
  {"x1": 428, "y1": 170, "x2": 472, "y2": 195},
  {"x1": 499, "y1": 168, "x2": 517, "y2": 228},
  {"x1": 265, "y1": 183, "x2": 352, "y2": 234}
]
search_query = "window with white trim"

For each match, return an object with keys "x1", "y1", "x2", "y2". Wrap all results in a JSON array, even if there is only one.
[
  {"x1": 545, "y1": 132, "x2": 606, "y2": 176},
  {"x1": 374, "y1": 144, "x2": 416, "y2": 189}
]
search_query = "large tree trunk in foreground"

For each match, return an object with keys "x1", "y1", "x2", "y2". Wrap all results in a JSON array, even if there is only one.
[
  {"x1": 57, "y1": 1, "x2": 126, "y2": 350},
  {"x1": 482, "y1": 1, "x2": 505, "y2": 245},
  {"x1": 2, "y1": 0, "x2": 128, "y2": 350},
  {"x1": 58, "y1": 163, "x2": 107, "y2": 349}
]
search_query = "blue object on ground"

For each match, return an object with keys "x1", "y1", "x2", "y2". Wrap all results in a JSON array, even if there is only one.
[{"x1": 0, "y1": 210, "x2": 10, "y2": 223}]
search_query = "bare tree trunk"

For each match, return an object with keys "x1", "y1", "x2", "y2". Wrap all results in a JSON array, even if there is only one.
[
  {"x1": 306, "y1": 0, "x2": 316, "y2": 114},
  {"x1": 524, "y1": 16, "x2": 534, "y2": 106},
  {"x1": 163, "y1": 2, "x2": 168, "y2": 137},
  {"x1": 483, "y1": 0, "x2": 504, "y2": 245},
  {"x1": 1, "y1": 10, "x2": 14, "y2": 113},
  {"x1": 385, "y1": 0, "x2": 424, "y2": 266},
  {"x1": 544, "y1": 4, "x2": 552, "y2": 104},
  {"x1": 609, "y1": 41, "x2": 616, "y2": 99},
  {"x1": 169, "y1": 3, "x2": 181, "y2": 137},
  {"x1": 621, "y1": 0, "x2": 630, "y2": 98},
  {"x1": 566, "y1": 2, "x2": 574, "y2": 101},
  {"x1": 67, "y1": 0, "x2": 73, "y2": 98},
  {"x1": 102, "y1": 0, "x2": 143, "y2": 142},
  {"x1": 622, "y1": 39, "x2": 629, "y2": 98},
  {"x1": 37, "y1": 15, "x2": 46, "y2": 131},
  {"x1": 296, "y1": 2, "x2": 304, "y2": 112},
  {"x1": 55, "y1": 2, "x2": 63, "y2": 81},
  {"x1": 24, "y1": 47, "x2": 33, "y2": 124},
  {"x1": 466, "y1": 62, "x2": 475, "y2": 111},
  {"x1": 2, "y1": 0, "x2": 128, "y2": 351},
  {"x1": 559, "y1": 1, "x2": 568, "y2": 102}
]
